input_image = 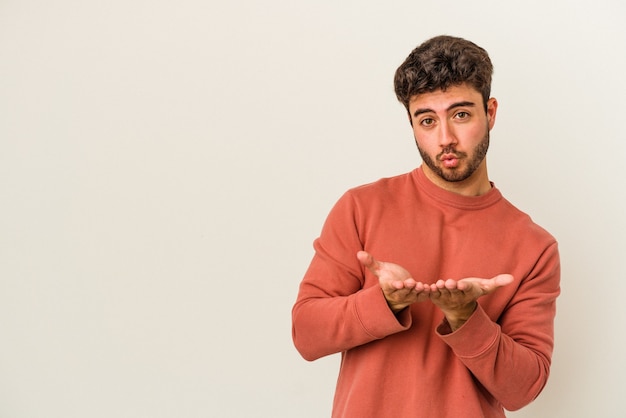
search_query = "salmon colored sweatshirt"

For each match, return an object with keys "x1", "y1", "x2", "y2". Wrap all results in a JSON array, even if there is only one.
[{"x1": 292, "y1": 167, "x2": 560, "y2": 418}]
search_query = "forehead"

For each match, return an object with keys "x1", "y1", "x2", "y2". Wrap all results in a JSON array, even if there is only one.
[{"x1": 408, "y1": 84, "x2": 483, "y2": 114}]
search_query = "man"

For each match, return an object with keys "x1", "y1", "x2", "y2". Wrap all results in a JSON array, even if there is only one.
[{"x1": 291, "y1": 35, "x2": 560, "y2": 418}]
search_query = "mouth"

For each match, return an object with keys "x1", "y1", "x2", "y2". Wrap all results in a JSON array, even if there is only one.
[{"x1": 440, "y1": 153, "x2": 460, "y2": 168}]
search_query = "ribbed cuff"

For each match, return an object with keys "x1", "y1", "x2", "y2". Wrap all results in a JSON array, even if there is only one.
[
  {"x1": 353, "y1": 285, "x2": 412, "y2": 339},
  {"x1": 437, "y1": 304, "x2": 500, "y2": 358}
]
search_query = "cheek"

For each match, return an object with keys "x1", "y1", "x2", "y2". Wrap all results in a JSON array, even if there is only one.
[
  {"x1": 413, "y1": 137, "x2": 435, "y2": 156},
  {"x1": 462, "y1": 124, "x2": 488, "y2": 141},
  {"x1": 412, "y1": 128, "x2": 433, "y2": 144}
]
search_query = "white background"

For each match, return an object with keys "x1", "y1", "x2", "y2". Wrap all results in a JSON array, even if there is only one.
[{"x1": 1, "y1": 0, "x2": 624, "y2": 417}]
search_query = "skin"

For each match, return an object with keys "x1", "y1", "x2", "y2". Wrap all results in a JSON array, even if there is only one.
[{"x1": 358, "y1": 84, "x2": 513, "y2": 331}]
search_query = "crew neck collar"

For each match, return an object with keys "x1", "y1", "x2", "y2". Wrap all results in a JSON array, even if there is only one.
[{"x1": 412, "y1": 166, "x2": 502, "y2": 210}]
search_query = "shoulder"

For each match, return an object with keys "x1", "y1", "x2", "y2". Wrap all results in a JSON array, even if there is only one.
[
  {"x1": 325, "y1": 171, "x2": 417, "y2": 223},
  {"x1": 346, "y1": 170, "x2": 416, "y2": 199},
  {"x1": 498, "y1": 196, "x2": 558, "y2": 246}
]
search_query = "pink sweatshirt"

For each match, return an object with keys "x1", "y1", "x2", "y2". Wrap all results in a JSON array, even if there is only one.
[{"x1": 292, "y1": 167, "x2": 560, "y2": 418}]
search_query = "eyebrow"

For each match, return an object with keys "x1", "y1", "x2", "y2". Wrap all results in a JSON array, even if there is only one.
[{"x1": 412, "y1": 101, "x2": 476, "y2": 118}]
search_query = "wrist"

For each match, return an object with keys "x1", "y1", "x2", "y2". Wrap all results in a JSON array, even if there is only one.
[
  {"x1": 444, "y1": 301, "x2": 477, "y2": 331},
  {"x1": 388, "y1": 302, "x2": 408, "y2": 315}
]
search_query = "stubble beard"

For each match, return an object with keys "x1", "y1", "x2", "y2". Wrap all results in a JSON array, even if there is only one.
[{"x1": 416, "y1": 129, "x2": 490, "y2": 183}]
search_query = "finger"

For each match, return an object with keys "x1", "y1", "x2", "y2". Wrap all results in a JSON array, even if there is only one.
[
  {"x1": 455, "y1": 280, "x2": 471, "y2": 291},
  {"x1": 403, "y1": 278, "x2": 417, "y2": 289},
  {"x1": 394, "y1": 278, "x2": 420, "y2": 291},
  {"x1": 438, "y1": 287, "x2": 454, "y2": 298},
  {"x1": 391, "y1": 280, "x2": 405, "y2": 290},
  {"x1": 379, "y1": 279, "x2": 400, "y2": 291},
  {"x1": 494, "y1": 274, "x2": 514, "y2": 287},
  {"x1": 444, "y1": 278, "x2": 458, "y2": 290},
  {"x1": 456, "y1": 274, "x2": 514, "y2": 294},
  {"x1": 435, "y1": 279, "x2": 446, "y2": 289},
  {"x1": 356, "y1": 251, "x2": 380, "y2": 272},
  {"x1": 428, "y1": 282, "x2": 443, "y2": 297},
  {"x1": 414, "y1": 282, "x2": 428, "y2": 293}
]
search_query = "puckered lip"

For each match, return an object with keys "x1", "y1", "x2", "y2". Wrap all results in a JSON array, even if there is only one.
[{"x1": 440, "y1": 153, "x2": 460, "y2": 161}]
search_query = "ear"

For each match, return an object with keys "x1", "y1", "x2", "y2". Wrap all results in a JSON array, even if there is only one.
[{"x1": 486, "y1": 97, "x2": 498, "y2": 130}]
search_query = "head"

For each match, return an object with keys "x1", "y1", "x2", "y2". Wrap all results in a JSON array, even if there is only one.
[
  {"x1": 394, "y1": 35, "x2": 493, "y2": 113},
  {"x1": 394, "y1": 36, "x2": 497, "y2": 195}
]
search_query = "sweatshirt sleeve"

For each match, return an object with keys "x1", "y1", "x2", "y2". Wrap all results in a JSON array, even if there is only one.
[
  {"x1": 437, "y1": 241, "x2": 561, "y2": 411},
  {"x1": 292, "y1": 191, "x2": 411, "y2": 361}
]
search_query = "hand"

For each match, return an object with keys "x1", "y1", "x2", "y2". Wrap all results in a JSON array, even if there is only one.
[
  {"x1": 428, "y1": 274, "x2": 514, "y2": 330},
  {"x1": 357, "y1": 251, "x2": 429, "y2": 313}
]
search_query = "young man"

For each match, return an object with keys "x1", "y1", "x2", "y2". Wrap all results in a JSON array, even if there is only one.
[{"x1": 291, "y1": 35, "x2": 561, "y2": 418}]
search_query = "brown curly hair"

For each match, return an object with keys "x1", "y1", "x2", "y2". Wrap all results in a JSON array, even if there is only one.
[{"x1": 394, "y1": 35, "x2": 493, "y2": 111}]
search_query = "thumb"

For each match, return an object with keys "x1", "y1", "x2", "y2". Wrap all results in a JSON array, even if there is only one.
[
  {"x1": 356, "y1": 251, "x2": 375, "y2": 268},
  {"x1": 357, "y1": 251, "x2": 385, "y2": 277},
  {"x1": 493, "y1": 274, "x2": 514, "y2": 287}
]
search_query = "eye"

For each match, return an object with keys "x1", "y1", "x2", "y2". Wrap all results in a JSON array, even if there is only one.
[
  {"x1": 420, "y1": 118, "x2": 435, "y2": 127},
  {"x1": 454, "y1": 111, "x2": 470, "y2": 120}
]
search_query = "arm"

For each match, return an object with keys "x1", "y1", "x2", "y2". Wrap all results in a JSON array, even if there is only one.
[
  {"x1": 437, "y1": 242, "x2": 561, "y2": 411},
  {"x1": 291, "y1": 193, "x2": 423, "y2": 361}
]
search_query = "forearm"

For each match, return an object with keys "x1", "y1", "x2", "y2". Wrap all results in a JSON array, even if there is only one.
[
  {"x1": 292, "y1": 284, "x2": 411, "y2": 361},
  {"x1": 438, "y1": 306, "x2": 552, "y2": 410}
]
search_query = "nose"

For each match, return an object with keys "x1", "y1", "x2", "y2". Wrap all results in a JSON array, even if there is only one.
[{"x1": 438, "y1": 120, "x2": 458, "y2": 148}]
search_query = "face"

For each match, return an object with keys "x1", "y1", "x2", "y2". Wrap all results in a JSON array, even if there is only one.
[{"x1": 408, "y1": 84, "x2": 497, "y2": 187}]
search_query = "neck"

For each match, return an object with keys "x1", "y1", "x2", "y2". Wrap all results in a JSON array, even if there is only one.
[{"x1": 421, "y1": 162, "x2": 491, "y2": 197}]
